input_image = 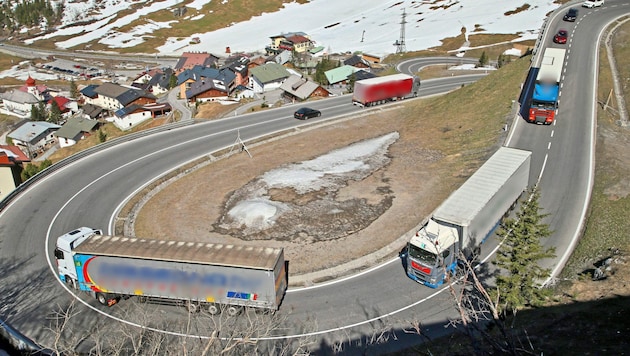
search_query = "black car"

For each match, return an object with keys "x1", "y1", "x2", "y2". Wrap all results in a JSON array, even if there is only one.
[
  {"x1": 294, "y1": 107, "x2": 321, "y2": 120},
  {"x1": 563, "y1": 8, "x2": 578, "y2": 22}
]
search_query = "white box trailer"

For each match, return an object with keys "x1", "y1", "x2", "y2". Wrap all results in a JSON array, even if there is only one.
[
  {"x1": 406, "y1": 147, "x2": 532, "y2": 288},
  {"x1": 55, "y1": 228, "x2": 287, "y2": 315}
]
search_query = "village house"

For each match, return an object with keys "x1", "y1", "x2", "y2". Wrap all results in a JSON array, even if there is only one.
[
  {"x1": 266, "y1": 32, "x2": 314, "y2": 55},
  {"x1": 224, "y1": 55, "x2": 250, "y2": 87},
  {"x1": 0, "y1": 76, "x2": 49, "y2": 118},
  {"x1": 80, "y1": 103, "x2": 105, "y2": 120},
  {"x1": 361, "y1": 53, "x2": 382, "y2": 65},
  {"x1": 113, "y1": 101, "x2": 171, "y2": 130},
  {"x1": 177, "y1": 65, "x2": 236, "y2": 102},
  {"x1": 324, "y1": 65, "x2": 361, "y2": 86},
  {"x1": 249, "y1": 62, "x2": 291, "y2": 93},
  {"x1": 0, "y1": 145, "x2": 30, "y2": 201},
  {"x1": 48, "y1": 95, "x2": 78, "y2": 120},
  {"x1": 54, "y1": 116, "x2": 100, "y2": 148},
  {"x1": 131, "y1": 67, "x2": 174, "y2": 95},
  {"x1": 174, "y1": 52, "x2": 219, "y2": 74},
  {"x1": 91, "y1": 82, "x2": 157, "y2": 112},
  {"x1": 7, "y1": 121, "x2": 61, "y2": 159},
  {"x1": 279, "y1": 74, "x2": 331, "y2": 102},
  {"x1": 343, "y1": 54, "x2": 371, "y2": 70}
]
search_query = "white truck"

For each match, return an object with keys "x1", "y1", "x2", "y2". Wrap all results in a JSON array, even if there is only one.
[
  {"x1": 54, "y1": 228, "x2": 287, "y2": 315},
  {"x1": 405, "y1": 147, "x2": 531, "y2": 288}
]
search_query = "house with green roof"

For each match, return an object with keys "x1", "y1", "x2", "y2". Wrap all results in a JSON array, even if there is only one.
[
  {"x1": 324, "y1": 65, "x2": 360, "y2": 86},
  {"x1": 54, "y1": 116, "x2": 100, "y2": 148},
  {"x1": 249, "y1": 62, "x2": 290, "y2": 93}
]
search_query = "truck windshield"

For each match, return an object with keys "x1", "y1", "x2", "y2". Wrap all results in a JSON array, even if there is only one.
[{"x1": 407, "y1": 244, "x2": 437, "y2": 266}]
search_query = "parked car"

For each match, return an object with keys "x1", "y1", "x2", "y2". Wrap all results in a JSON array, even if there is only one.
[
  {"x1": 553, "y1": 29, "x2": 568, "y2": 44},
  {"x1": 582, "y1": 0, "x2": 604, "y2": 8},
  {"x1": 294, "y1": 107, "x2": 321, "y2": 120},
  {"x1": 563, "y1": 8, "x2": 578, "y2": 21}
]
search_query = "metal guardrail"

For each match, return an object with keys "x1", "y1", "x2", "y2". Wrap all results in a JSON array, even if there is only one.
[{"x1": 0, "y1": 119, "x2": 194, "y2": 353}]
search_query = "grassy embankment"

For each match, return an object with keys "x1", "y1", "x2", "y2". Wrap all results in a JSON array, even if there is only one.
[{"x1": 398, "y1": 18, "x2": 630, "y2": 356}]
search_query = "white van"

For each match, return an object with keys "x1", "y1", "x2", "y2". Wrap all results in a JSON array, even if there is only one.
[{"x1": 582, "y1": 0, "x2": 604, "y2": 8}]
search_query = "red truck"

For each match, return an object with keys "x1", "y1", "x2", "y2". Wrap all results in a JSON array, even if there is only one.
[{"x1": 352, "y1": 73, "x2": 421, "y2": 107}]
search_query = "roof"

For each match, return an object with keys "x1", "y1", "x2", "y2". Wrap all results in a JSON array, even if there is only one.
[
  {"x1": 115, "y1": 104, "x2": 145, "y2": 118},
  {"x1": 324, "y1": 65, "x2": 359, "y2": 84},
  {"x1": 0, "y1": 145, "x2": 30, "y2": 163},
  {"x1": 81, "y1": 103, "x2": 104, "y2": 119},
  {"x1": 343, "y1": 55, "x2": 370, "y2": 67},
  {"x1": 434, "y1": 147, "x2": 531, "y2": 226},
  {"x1": 74, "y1": 234, "x2": 284, "y2": 271},
  {"x1": 80, "y1": 84, "x2": 99, "y2": 98},
  {"x1": 309, "y1": 46, "x2": 325, "y2": 54},
  {"x1": 286, "y1": 34, "x2": 310, "y2": 44},
  {"x1": 279, "y1": 74, "x2": 325, "y2": 100},
  {"x1": 354, "y1": 70, "x2": 377, "y2": 81},
  {"x1": 94, "y1": 82, "x2": 155, "y2": 106},
  {"x1": 8, "y1": 121, "x2": 61, "y2": 144},
  {"x1": 0, "y1": 89, "x2": 39, "y2": 104},
  {"x1": 174, "y1": 52, "x2": 218, "y2": 71},
  {"x1": 249, "y1": 62, "x2": 290, "y2": 84},
  {"x1": 49, "y1": 96, "x2": 71, "y2": 110},
  {"x1": 54, "y1": 116, "x2": 99, "y2": 139},
  {"x1": 185, "y1": 77, "x2": 228, "y2": 99},
  {"x1": 177, "y1": 65, "x2": 235, "y2": 86},
  {"x1": 94, "y1": 82, "x2": 129, "y2": 98}
]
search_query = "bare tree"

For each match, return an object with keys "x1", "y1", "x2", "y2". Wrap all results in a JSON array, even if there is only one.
[{"x1": 444, "y1": 254, "x2": 540, "y2": 355}]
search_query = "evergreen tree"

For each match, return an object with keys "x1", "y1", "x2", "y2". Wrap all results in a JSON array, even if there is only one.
[
  {"x1": 49, "y1": 100, "x2": 62, "y2": 124},
  {"x1": 346, "y1": 72, "x2": 357, "y2": 93},
  {"x1": 478, "y1": 51, "x2": 488, "y2": 67},
  {"x1": 493, "y1": 188, "x2": 555, "y2": 315},
  {"x1": 69, "y1": 79, "x2": 79, "y2": 99},
  {"x1": 30, "y1": 103, "x2": 40, "y2": 121},
  {"x1": 31, "y1": 102, "x2": 47, "y2": 121},
  {"x1": 98, "y1": 129, "x2": 107, "y2": 143},
  {"x1": 168, "y1": 74, "x2": 178, "y2": 89}
]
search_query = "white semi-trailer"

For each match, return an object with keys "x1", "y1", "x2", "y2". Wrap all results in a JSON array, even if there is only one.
[
  {"x1": 54, "y1": 228, "x2": 287, "y2": 315},
  {"x1": 406, "y1": 147, "x2": 532, "y2": 288}
]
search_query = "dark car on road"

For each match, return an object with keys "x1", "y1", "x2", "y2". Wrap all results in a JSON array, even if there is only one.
[
  {"x1": 553, "y1": 29, "x2": 568, "y2": 44},
  {"x1": 563, "y1": 8, "x2": 578, "y2": 22},
  {"x1": 294, "y1": 107, "x2": 321, "y2": 120}
]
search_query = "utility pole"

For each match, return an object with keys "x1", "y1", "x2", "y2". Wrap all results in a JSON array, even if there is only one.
[{"x1": 394, "y1": 8, "x2": 407, "y2": 54}]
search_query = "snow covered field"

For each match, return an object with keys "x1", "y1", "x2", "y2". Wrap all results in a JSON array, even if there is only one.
[{"x1": 23, "y1": 0, "x2": 562, "y2": 57}]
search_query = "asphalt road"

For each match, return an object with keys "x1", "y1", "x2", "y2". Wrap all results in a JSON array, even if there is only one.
[{"x1": 0, "y1": 73, "x2": 481, "y2": 350}]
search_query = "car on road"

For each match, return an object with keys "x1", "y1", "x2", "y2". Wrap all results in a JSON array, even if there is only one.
[
  {"x1": 582, "y1": 0, "x2": 604, "y2": 8},
  {"x1": 563, "y1": 8, "x2": 578, "y2": 22},
  {"x1": 553, "y1": 29, "x2": 568, "y2": 44},
  {"x1": 294, "y1": 107, "x2": 321, "y2": 120}
]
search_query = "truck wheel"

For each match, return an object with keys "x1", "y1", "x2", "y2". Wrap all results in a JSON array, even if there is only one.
[
  {"x1": 226, "y1": 306, "x2": 241, "y2": 317},
  {"x1": 65, "y1": 276, "x2": 77, "y2": 290},
  {"x1": 96, "y1": 293, "x2": 108, "y2": 306},
  {"x1": 207, "y1": 304, "x2": 220, "y2": 315},
  {"x1": 186, "y1": 301, "x2": 200, "y2": 313}
]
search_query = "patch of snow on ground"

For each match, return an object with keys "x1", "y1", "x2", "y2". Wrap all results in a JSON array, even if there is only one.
[
  {"x1": 35, "y1": 0, "x2": 559, "y2": 57},
  {"x1": 225, "y1": 132, "x2": 399, "y2": 229}
]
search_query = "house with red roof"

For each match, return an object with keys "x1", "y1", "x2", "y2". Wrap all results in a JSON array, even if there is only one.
[
  {"x1": 174, "y1": 52, "x2": 219, "y2": 73},
  {"x1": 266, "y1": 32, "x2": 314, "y2": 55},
  {"x1": 0, "y1": 145, "x2": 31, "y2": 201},
  {"x1": 48, "y1": 95, "x2": 78, "y2": 119}
]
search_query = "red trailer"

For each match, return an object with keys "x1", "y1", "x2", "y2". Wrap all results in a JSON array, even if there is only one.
[{"x1": 352, "y1": 73, "x2": 421, "y2": 107}]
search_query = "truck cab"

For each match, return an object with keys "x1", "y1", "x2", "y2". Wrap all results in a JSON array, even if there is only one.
[
  {"x1": 54, "y1": 227, "x2": 101, "y2": 289},
  {"x1": 406, "y1": 219, "x2": 458, "y2": 288}
]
